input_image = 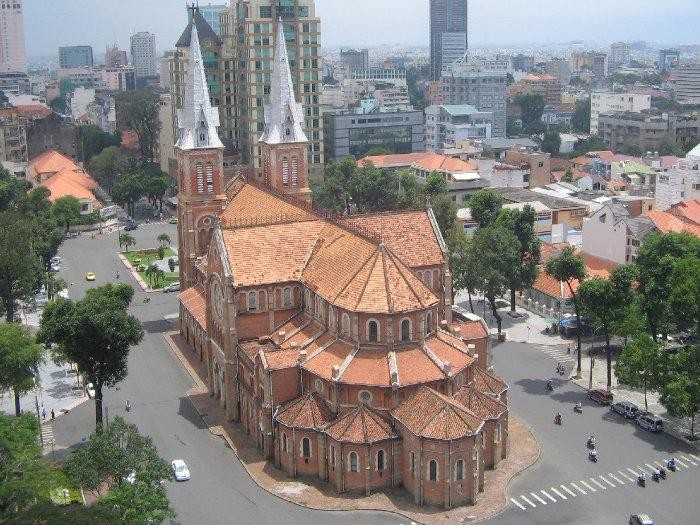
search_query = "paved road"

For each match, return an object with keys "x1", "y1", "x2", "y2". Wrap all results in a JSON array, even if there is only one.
[
  {"x1": 484, "y1": 341, "x2": 699, "y2": 525},
  {"x1": 50, "y1": 225, "x2": 407, "y2": 525}
]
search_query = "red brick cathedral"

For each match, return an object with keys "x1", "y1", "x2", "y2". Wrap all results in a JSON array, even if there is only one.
[{"x1": 177, "y1": 20, "x2": 509, "y2": 509}]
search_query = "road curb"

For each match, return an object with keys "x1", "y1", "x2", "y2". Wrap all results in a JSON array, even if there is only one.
[{"x1": 116, "y1": 252, "x2": 162, "y2": 292}]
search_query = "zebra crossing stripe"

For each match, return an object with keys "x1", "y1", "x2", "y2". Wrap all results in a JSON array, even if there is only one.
[
  {"x1": 608, "y1": 472, "x2": 624, "y2": 484},
  {"x1": 627, "y1": 467, "x2": 640, "y2": 477},
  {"x1": 645, "y1": 463, "x2": 657, "y2": 472},
  {"x1": 590, "y1": 477, "x2": 607, "y2": 490},
  {"x1": 675, "y1": 458, "x2": 688, "y2": 468},
  {"x1": 618, "y1": 470, "x2": 634, "y2": 481},
  {"x1": 636, "y1": 465, "x2": 648, "y2": 474},
  {"x1": 550, "y1": 487, "x2": 567, "y2": 500},
  {"x1": 579, "y1": 480, "x2": 596, "y2": 492},
  {"x1": 654, "y1": 461, "x2": 666, "y2": 469},
  {"x1": 520, "y1": 495, "x2": 537, "y2": 508},
  {"x1": 599, "y1": 475, "x2": 615, "y2": 487},
  {"x1": 681, "y1": 455, "x2": 697, "y2": 466},
  {"x1": 561, "y1": 484, "x2": 577, "y2": 497},
  {"x1": 530, "y1": 492, "x2": 547, "y2": 505},
  {"x1": 511, "y1": 497, "x2": 527, "y2": 510},
  {"x1": 690, "y1": 453, "x2": 700, "y2": 462},
  {"x1": 570, "y1": 482, "x2": 587, "y2": 495},
  {"x1": 541, "y1": 490, "x2": 557, "y2": 503}
]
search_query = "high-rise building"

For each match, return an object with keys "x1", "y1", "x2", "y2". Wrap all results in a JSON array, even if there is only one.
[
  {"x1": 188, "y1": 3, "x2": 228, "y2": 36},
  {"x1": 511, "y1": 54, "x2": 534, "y2": 73},
  {"x1": 219, "y1": 0, "x2": 324, "y2": 182},
  {"x1": 570, "y1": 51, "x2": 608, "y2": 81},
  {"x1": 609, "y1": 42, "x2": 630, "y2": 68},
  {"x1": 659, "y1": 49, "x2": 680, "y2": 72},
  {"x1": 429, "y1": 0, "x2": 468, "y2": 80},
  {"x1": 0, "y1": 0, "x2": 26, "y2": 73},
  {"x1": 672, "y1": 63, "x2": 700, "y2": 105},
  {"x1": 130, "y1": 32, "x2": 158, "y2": 78},
  {"x1": 440, "y1": 57, "x2": 508, "y2": 138},
  {"x1": 105, "y1": 45, "x2": 128, "y2": 68},
  {"x1": 59, "y1": 46, "x2": 94, "y2": 68},
  {"x1": 340, "y1": 49, "x2": 369, "y2": 71},
  {"x1": 545, "y1": 58, "x2": 571, "y2": 86},
  {"x1": 508, "y1": 74, "x2": 562, "y2": 105}
]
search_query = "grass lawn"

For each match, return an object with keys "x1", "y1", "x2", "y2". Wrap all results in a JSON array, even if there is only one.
[
  {"x1": 121, "y1": 247, "x2": 178, "y2": 288},
  {"x1": 49, "y1": 486, "x2": 82, "y2": 506}
]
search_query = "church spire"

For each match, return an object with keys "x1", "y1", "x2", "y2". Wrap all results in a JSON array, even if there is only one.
[
  {"x1": 176, "y1": 22, "x2": 223, "y2": 150},
  {"x1": 259, "y1": 20, "x2": 308, "y2": 145}
]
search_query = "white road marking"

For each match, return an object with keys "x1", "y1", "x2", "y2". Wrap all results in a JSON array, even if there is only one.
[
  {"x1": 579, "y1": 480, "x2": 596, "y2": 492},
  {"x1": 599, "y1": 475, "x2": 615, "y2": 487},
  {"x1": 530, "y1": 492, "x2": 547, "y2": 505},
  {"x1": 636, "y1": 465, "x2": 648, "y2": 474},
  {"x1": 590, "y1": 477, "x2": 607, "y2": 490},
  {"x1": 645, "y1": 463, "x2": 657, "y2": 471},
  {"x1": 511, "y1": 497, "x2": 526, "y2": 510},
  {"x1": 681, "y1": 455, "x2": 697, "y2": 466},
  {"x1": 561, "y1": 484, "x2": 577, "y2": 497},
  {"x1": 675, "y1": 458, "x2": 688, "y2": 468},
  {"x1": 520, "y1": 495, "x2": 537, "y2": 508},
  {"x1": 627, "y1": 467, "x2": 640, "y2": 477},
  {"x1": 690, "y1": 453, "x2": 700, "y2": 462},
  {"x1": 541, "y1": 490, "x2": 557, "y2": 502},
  {"x1": 570, "y1": 482, "x2": 587, "y2": 495},
  {"x1": 618, "y1": 470, "x2": 634, "y2": 481},
  {"x1": 608, "y1": 472, "x2": 624, "y2": 484},
  {"x1": 550, "y1": 487, "x2": 567, "y2": 500},
  {"x1": 654, "y1": 461, "x2": 666, "y2": 469}
]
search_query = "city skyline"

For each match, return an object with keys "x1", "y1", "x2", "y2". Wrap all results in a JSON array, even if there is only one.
[{"x1": 23, "y1": 0, "x2": 700, "y2": 58}]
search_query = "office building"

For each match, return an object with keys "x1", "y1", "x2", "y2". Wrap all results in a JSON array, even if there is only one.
[
  {"x1": 672, "y1": 63, "x2": 700, "y2": 105},
  {"x1": 609, "y1": 42, "x2": 630, "y2": 68},
  {"x1": 0, "y1": 0, "x2": 26, "y2": 74},
  {"x1": 441, "y1": 56, "x2": 508, "y2": 138},
  {"x1": 105, "y1": 45, "x2": 128, "y2": 68},
  {"x1": 508, "y1": 74, "x2": 562, "y2": 105},
  {"x1": 429, "y1": 0, "x2": 468, "y2": 80},
  {"x1": 160, "y1": 51, "x2": 176, "y2": 89},
  {"x1": 511, "y1": 54, "x2": 534, "y2": 73},
  {"x1": 659, "y1": 49, "x2": 680, "y2": 72},
  {"x1": 0, "y1": 72, "x2": 30, "y2": 95},
  {"x1": 570, "y1": 51, "x2": 607, "y2": 81},
  {"x1": 219, "y1": 0, "x2": 324, "y2": 181},
  {"x1": 589, "y1": 91, "x2": 651, "y2": 135},
  {"x1": 340, "y1": 49, "x2": 369, "y2": 71},
  {"x1": 323, "y1": 98, "x2": 423, "y2": 159},
  {"x1": 545, "y1": 59, "x2": 571, "y2": 86},
  {"x1": 599, "y1": 110, "x2": 700, "y2": 154},
  {"x1": 59, "y1": 46, "x2": 94, "y2": 69},
  {"x1": 101, "y1": 66, "x2": 136, "y2": 91},
  {"x1": 130, "y1": 32, "x2": 157, "y2": 78},
  {"x1": 424, "y1": 104, "x2": 492, "y2": 152},
  {"x1": 188, "y1": 3, "x2": 227, "y2": 36}
]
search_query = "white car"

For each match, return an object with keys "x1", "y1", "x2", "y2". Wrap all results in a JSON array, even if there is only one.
[
  {"x1": 86, "y1": 383, "x2": 95, "y2": 398},
  {"x1": 50, "y1": 256, "x2": 61, "y2": 265},
  {"x1": 171, "y1": 459, "x2": 190, "y2": 481}
]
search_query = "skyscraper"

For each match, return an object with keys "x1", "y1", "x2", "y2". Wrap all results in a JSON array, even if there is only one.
[
  {"x1": 609, "y1": 42, "x2": 630, "y2": 68},
  {"x1": 429, "y1": 0, "x2": 468, "y2": 81},
  {"x1": 0, "y1": 0, "x2": 26, "y2": 74},
  {"x1": 59, "y1": 46, "x2": 94, "y2": 68},
  {"x1": 130, "y1": 32, "x2": 158, "y2": 78},
  {"x1": 219, "y1": 0, "x2": 324, "y2": 182},
  {"x1": 105, "y1": 45, "x2": 128, "y2": 68},
  {"x1": 187, "y1": 3, "x2": 228, "y2": 36}
]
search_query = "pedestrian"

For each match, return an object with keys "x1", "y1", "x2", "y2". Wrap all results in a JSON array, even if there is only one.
[
  {"x1": 42, "y1": 408, "x2": 46, "y2": 420},
  {"x1": 51, "y1": 409, "x2": 55, "y2": 420},
  {"x1": 567, "y1": 344, "x2": 571, "y2": 354}
]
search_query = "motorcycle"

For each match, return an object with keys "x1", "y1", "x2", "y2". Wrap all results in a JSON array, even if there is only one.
[
  {"x1": 143, "y1": 297, "x2": 151, "y2": 303},
  {"x1": 587, "y1": 437, "x2": 596, "y2": 449},
  {"x1": 574, "y1": 403, "x2": 583, "y2": 413},
  {"x1": 652, "y1": 471, "x2": 660, "y2": 482},
  {"x1": 556, "y1": 363, "x2": 565, "y2": 376},
  {"x1": 546, "y1": 380, "x2": 554, "y2": 391},
  {"x1": 554, "y1": 414, "x2": 562, "y2": 425},
  {"x1": 667, "y1": 459, "x2": 677, "y2": 472},
  {"x1": 638, "y1": 474, "x2": 646, "y2": 487},
  {"x1": 588, "y1": 450, "x2": 598, "y2": 462},
  {"x1": 659, "y1": 468, "x2": 666, "y2": 479}
]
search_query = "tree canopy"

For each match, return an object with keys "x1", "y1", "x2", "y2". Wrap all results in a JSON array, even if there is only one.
[
  {"x1": 541, "y1": 131, "x2": 561, "y2": 155},
  {"x1": 0, "y1": 323, "x2": 44, "y2": 416},
  {"x1": 571, "y1": 98, "x2": 591, "y2": 133},
  {"x1": 468, "y1": 189, "x2": 503, "y2": 228},
  {"x1": 88, "y1": 146, "x2": 129, "y2": 196},
  {"x1": 52, "y1": 196, "x2": 82, "y2": 232},
  {"x1": 81, "y1": 125, "x2": 121, "y2": 164},
  {"x1": 515, "y1": 94, "x2": 546, "y2": 134},
  {"x1": 115, "y1": 90, "x2": 160, "y2": 161}
]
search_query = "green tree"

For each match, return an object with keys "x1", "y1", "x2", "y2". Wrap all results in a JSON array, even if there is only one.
[
  {"x1": 450, "y1": 233, "x2": 481, "y2": 312},
  {"x1": 119, "y1": 233, "x2": 136, "y2": 252},
  {"x1": 51, "y1": 195, "x2": 82, "y2": 232},
  {"x1": 470, "y1": 225, "x2": 521, "y2": 334},
  {"x1": 112, "y1": 173, "x2": 144, "y2": 217},
  {"x1": 506, "y1": 117, "x2": 523, "y2": 137},
  {"x1": 561, "y1": 169, "x2": 574, "y2": 183},
  {"x1": 45, "y1": 274, "x2": 68, "y2": 301},
  {"x1": 545, "y1": 247, "x2": 587, "y2": 374},
  {"x1": 397, "y1": 169, "x2": 423, "y2": 209},
  {"x1": 468, "y1": 189, "x2": 503, "y2": 228},
  {"x1": 312, "y1": 157, "x2": 357, "y2": 214},
  {"x1": 621, "y1": 144, "x2": 643, "y2": 156},
  {"x1": 578, "y1": 265, "x2": 638, "y2": 390},
  {"x1": 431, "y1": 193, "x2": 458, "y2": 239},
  {"x1": 157, "y1": 246, "x2": 165, "y2": 261},
  {"x1": 143, "y1": 174, "x2": 171, "y2": 212},
  {"x1": 541, "y1": 131, "x2": 561, "y2": 155},
  {"x1": 658, "y1": 347, "x2": 700, "y2": 438},
  {"x1": 167, "y1": 258, "x2": 176, "y2": 273},
  {"x1": 668, "y1": 256, "x2": 700, "y2": 335},
  {"x1": 424, "y1": 171, "x2": 448, "y2": 196},
  {"x1": 364, "y1": 146, "x2": 393, "y2": 156},
  {"x1": 481, "y1": 147, "x2": 495, "y2": 159},
  {"x1": 571, "y1": 98, "x2": 591, "y2": 133},
  {"x1": 33, "y1": 213, "x2": 64, "y2": 271},
  {"x1": 88, "y1": 146, "x2": 128, "y2": 196},
  {"x1": 572, "y1": 135, "x2": 607, "y2": 157},
  {"x1": 157, "y1": 233, "x2": 171, "y2": 247},
  {"x1": 615, "y1": 335, "x2": 661, "y2": 411},
  {"x1": 10, "y1": 501, "x2": 122, "y2": 524},
  {"x1": 351, "y1": 161, "x2": 398, "y2": 213},
  {"x1": 115, "y1": 90, "x2": 160, "y2": 160},
  {"x1": 37, "y1": 284, "x2": 144, "y2": 430},
  {"x1": 81, "y1": 125, "x2": 121, "y2": 163},
  {"x1": 0, "y1": 323, "x2": 44, "y2": 416},
  {"x1": 515, "y1": 94, "x2": 546, "y2": 133}
]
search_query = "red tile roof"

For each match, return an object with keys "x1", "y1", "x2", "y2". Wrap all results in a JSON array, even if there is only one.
[
  {"x1": 454, "y1": 385, "x2": 507, "y2": 420},
  {"x1": 179, "y1": 285, "x2": 206, "y2": 327},
  {"x1": 532, "y1": 249, "x2": 617, "y2": 299},
  {"x1": 644, "y1": 210, "x2": 700, "y2": 237},
  {"x1": 669, "y1": 200, "x2": 700, "y2": 226},
  {"x1": 324, "y1": 404, "x2": 397, "y2": 444},
  {"x1": 275, "y1": 392, "x2": 332, "y2": 430},
  {"x1": 471, "y1": 367, "x2": 508, "y2": 396},
  {"x1": 452, "y1": 320, "x2": 488, "y2": 340},
  {"x1": 360, "y1": 152, "x2": 477, "y2": 173}
]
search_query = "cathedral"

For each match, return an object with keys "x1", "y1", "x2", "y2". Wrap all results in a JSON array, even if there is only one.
[{"x1": 176, "y1": 20, "x2": 509, "y2": 509}]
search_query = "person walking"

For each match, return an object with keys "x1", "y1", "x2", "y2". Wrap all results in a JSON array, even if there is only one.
[
  {"x1": 42, "y1": 408, "x2": 46, "y2": 420},
  {"x1": 51, "y1": 409, "x2": 55, "y2": 420}
]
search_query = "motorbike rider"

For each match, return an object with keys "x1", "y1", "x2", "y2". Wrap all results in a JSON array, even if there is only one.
[
  {"x1": 125, "y1": 399, "x2": 131, "y2": 411},
  {"x1": 638, "y1": 472, "x2": 646, "y2": 484},
  {"x1": 116, "y1": 271, "x2": 120, "y2": 279},
  {"x1": 652, "y1": 467, "x2": 660, "y2": 479},
  {"x1": 589, "y1": 448, "x2": 597, "y2": 460},
  {"x1": 555, "y1": 412, "x2": 562, "y2": 424},
  {"x1": 547, "y1": 379, "x2": 554, "y2": 390},
  {"x1": 574, "y1": 402, "x2": 582, "y2": 411},
  {"x1": 668, "y1": 457, "x2": 676, "y2": 469}
]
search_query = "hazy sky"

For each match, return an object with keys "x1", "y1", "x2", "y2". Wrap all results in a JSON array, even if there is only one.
[{"x1": 23, "y1": 0, "x2": 699, "y2": 57}]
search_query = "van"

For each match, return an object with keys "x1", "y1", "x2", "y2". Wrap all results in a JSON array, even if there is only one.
[
  {"x1": 636, "y1": 414, "x2": 663, "y2": 433},
  {"x1": 588, "y1": 389, "x2": 613, "y2": 405},
  {"x1": 611, "y1": 401, "x2": 639, "y2": 419}
]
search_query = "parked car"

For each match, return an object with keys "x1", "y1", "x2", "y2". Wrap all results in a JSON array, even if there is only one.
[
  {"x1": 163, "y1": 282, "x2": 180, "y2": 293},
  {"x1": 629, "y1": 514, "x2": 654, "y2": 525},
  {"x1": 124, "y1": 223, "x2": 138, "y2": 232},
  {"x1": 611, "y1": 401, "x2": 639, "y2": 419},
  {"x1": 588, "y1": 389, "x2": 613, "y2": 405},
  {"x1": 636, "y1": 413, "x2": 663, "y2": 433},
  {"x1": 50, "y1": 256, "x2": 61, "y2": 265},
  {"x1": 171, "y1": 459, "x2": 190, "y2": 481},
  {"x1": 86, "y1": 383, "x2": 95, "y2": 399},
  {"x1": 50, "y1": 264, "x2": 60, "y2": 273}
]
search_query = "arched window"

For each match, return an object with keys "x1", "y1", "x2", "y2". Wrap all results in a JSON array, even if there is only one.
[
  {"x1": 425, "y1": 271, "x2": 433, "y2": 289},
  {"x1": 314, "y1": 378, "x2": 323, "y2": 393},
  {"x1": 291, "y1": 156, "x2": 299, "y2": 186},
  {"x1": 283, "y1": 287, "x2": 292, "y2": 306},
  {"x1": 282, "y1": 157, "x2": 289, "y2": 186},
  {"x1": 205, "y1": 163, "x2": 214, "y2": 193},
  {"x1": 301, "y1": 437, "x2": 311, "y2": 458},
  {"x1": 409, "y1": 451, "x2": 415, "y2": 478},
  {"x1": 330, "y1": 445, "x2": 336, "y2": 468},
  {"x1": 358, "y1": 390, "x2": 372, "y2": 404},
  {"x1": 377, "y1": 449, "x2": 385, "y2": 471},
  {"x1": 195, "y1": 162, "x2": 204, "y2": 193},
  {"x1": 495, "y1": 423, "x2": 501, "y2": 443},
  {"x1": 349, "y1": 451, "x2": 359, "y2": 473},
  {"x1": 455, "y1": 459, "x2": 464, "y2": 480},
  {"x1": 282, "y1": 432, "x2": 288, "y2": 453},
  {"x1": 426, "y1": 312, "x2": 433, "y2": 334},
  {"x1": 400, "y1": 318, "x2": 411, "y2": 341},
  {"x1": 315, "y1": 296, "x2": 324, "y2": 320},
  {"x1": 367, "y1": 320, "x2": 379, "y2": 342},
  {"x1": 248, "y1": 291, "x2": 257, "y2": 311},
  {"x1": 429, "y1": 459, "x2": 438, "y2": 481},
  {"x1": 341, "y1": 313, "x2": 351, "y2": 336}
]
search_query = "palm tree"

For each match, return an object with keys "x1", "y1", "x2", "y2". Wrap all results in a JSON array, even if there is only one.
[
  {"x1": 155, "y1": 268, "x2": 166, "y2": 287},
  {"x1": 119, "y1": 233, "x2": 136, "y2": 252},
  {"x1": 145, "y1": 264, "x2": 158, "y2": 287},
  {"x1": 157, "y1": 233, "x2": 171, "y2": 248}
]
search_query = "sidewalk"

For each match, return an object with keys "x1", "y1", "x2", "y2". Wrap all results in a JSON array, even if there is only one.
[{"x1": 163, "y1": 331, "x2": 541, "y2": 524}]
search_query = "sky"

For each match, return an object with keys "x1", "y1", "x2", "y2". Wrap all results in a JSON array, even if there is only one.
[{"x1": 23, "y1": 0, "x2": 700, "y2": 57}]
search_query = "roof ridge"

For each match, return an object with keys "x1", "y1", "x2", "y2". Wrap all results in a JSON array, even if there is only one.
[
  {"x1": 421, "y1": 342, "x2": 445, "y2": 375},
  {"x1": 379, "y1": 245, "x2": 393, "y2": 313},
  {"x1": 385, "y1": 248, "x2": 426, "y2": 308},
  {"x1": 335, "y1": 343, "x2": 360, "y2": 381},
  {"x1": 352, "y1": 248, "x2": 381, "y2": 311}
]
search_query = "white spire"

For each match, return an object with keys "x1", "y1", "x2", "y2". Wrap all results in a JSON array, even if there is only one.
[
  {"x1": 176, "y1": 22, "x2": 223, "y2": 150},
  {"x1": 259, "y1": 20, "x2": 308, "y2": 145}
]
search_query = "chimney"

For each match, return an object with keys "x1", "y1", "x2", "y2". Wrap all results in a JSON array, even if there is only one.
[
  {"x1": 332, "y1": 365, "x2": 341, "y2": 380},
  {"x1": 467, "y1": 343, "x2": 476, "y2": 356},
  {"x1": 440, "y1": 320, "x2": 448, "y2": 330},
  {"x1": 298, "y1": 348, "x2": 307, "y2": 364},
  {"x1": 452, "y1": 326, "x2": 461, "y2": 337},
  {"x1": 276, "y1": 330, "x2": 286, "y2": 345},
  {"x1": 443, "y1": 360, "x2": 452, "y2": 376}
]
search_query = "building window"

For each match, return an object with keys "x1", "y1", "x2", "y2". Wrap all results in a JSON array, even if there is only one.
[
  {"x1": 205, "y1": 163, "x2": 214, "y2": 193},
  {"x1": 358, "y1": 390, "x2": 372, "y2": 404},
  {"x1": 410, "y1": 452, "x2": 415, "y2": 478},
  {"x1": 495, "y1": 424, "x2": 501, "y2": 443},
  {"x1": 283, "y1": 287, "x2": 292, "y2": 306},
  {"x1": 428, "y1": 459, "x2": 438, "y2": 481},
  {"x1": 349, "y1": 451, "x2": 359, "y2": 472},
  {"x1": 454, "y1": 373, "x2": 464, "y2": 389},
  {"x1": 330, "y1": 445, "x2": 336, "y2": 468},
  {"x1": 282, "y1": 157, "x2": 289, "y2": 186},
  {"x1": 315, "y1": 378, "x2": 323, "y2": 393},
  {"x1": 426, "y1": 312, "x2": 433, "y2": 334},
  {"x1": 301, "y1": 437, "x2": 311, "y2": 459},
  {"x1": 367, "y1": 320, "x2": 379, "y2": 342},
  {"x1": 248, "y1": 291, "x2": 257, "y2": 311},
  {"x1": 341, "y1": 313, "x2": 351, "y2": 336},
  {"x1": 291, "y1": 156, "x2": 299, "y2": 186},
  {"x1": 455, "y1": 459, "x2": 464, "y2": 481},
  {"x1": 196, "y1": 162, "x2": 204, "y2": 193},
  {"x1": 282, "y1": 432, "x2": 288, "y2": 452},
  {"x1": 377, "y1": 449, "x2": 385, "y2": 471},
  {"x1": 400, "y1": 318, "x2": 411, "y2": 341}
]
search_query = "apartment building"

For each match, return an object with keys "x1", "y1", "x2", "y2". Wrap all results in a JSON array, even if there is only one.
[
  {"x1": 59, "y1": 46, "x2": 94, "y2": 69},
  {"x1": 655, "y1": 158, "x2": 700, "y2": 211},
  {"x1": 424, "y1": 104, "x2": 492, "y2": 152},
  {"x1": 590, "y1": 91, "x2": 651, "y2": 135},
  {"x1": 504, "y1": 146, "x2": 551, "y2": 188},
  {"x1": 0, "y1": 107, "x2": 27, "y2": 162},
  {"x1": 0, "y1": 0, "x2": 26, "y2": 74},
  {"x1": 130, "y1": 32, "x2": 157, "y2": 78},
  {"x1": 672, "y1": 63, "x2": 700, "y2": 105},
  {"x1": 509, "y1": 74, "x2": 562, "y2": 105}
]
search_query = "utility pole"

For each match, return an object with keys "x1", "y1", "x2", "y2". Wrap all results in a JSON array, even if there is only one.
[{"x1": 588, "y1": 350, "x2": 594, "y2": 391}]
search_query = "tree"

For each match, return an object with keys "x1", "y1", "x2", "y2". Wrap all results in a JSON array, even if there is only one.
[
  {"x1": 668, "y1": 256, "x2": 700, "y2": 335},
  {"x1": 515, "y1": 94, "x2": 546, "y2": 134},
  {"x1": 157, "y1": 246, "x2": 165, "y2": 260},
  {"x1": 496, "y1": 205, "x2": 541, "y2": 315},
  {"x1": 470, "y1": 225, "x2": 521, "y2": 334},
  {"x1": 145, "y1": 264, "x2": 158, "y2": 287},
  {"x1": 578, "y1": 265, "x2": 637, "y2": 390},
  {"x1": 506, "y1": 117, "x2": 523, "y2": 137},
  {"x1": 167, "y1": 258, "x2": 176, "y2": 273},
  {"x1": 352, "y1": 161, "x2": 398, "y2": 212},
  {"x1": 157, "y1": 233, "x2": 171, "y2": 248},
  {"x1": 541, "y1": 131, "x2": 561, "y2": 155},
  {"x1": 143, "y1": 174, "x2": 171, "y2": 212},
  {"x1": 397, "y1": 169, "x2": 423, "y2": 209},
  {"x1": 621, "y1": 144, "x2": 643, "y2": 156},
  {"x1": 364, "y1": 146, "x2": 393, "y2": 156},
  {"x1": 450, "y1": 232, "x2": 481, "y2": 312},
  {"x1": 572, "y1": 135, "x2": 607, "y2": 157},
  {"x1": 81, "y1": 125, "x2": 121, "y2": 164},
  {"x1": 545, "y1": 247, "x2": 587, "y2": 374},
  {"x1": 615, "y1": 335, "x2": 661, "y2": 411},
  {"x1": 37, "y1": 284, "x2": 144, "y2": 430},
  {"x1": 571, "y1": 98, "x2": 591, "y2": 133},
  {"x1": 431, "y1": 193, "x2": 458, "y2": 239},
  {"x1": 561, "y1": 169, "x2": 574, "y2": 183},
  {"x1": 0, "y1": 323, "x2": 44, "y2": 416},
  {"x1": 468, "y1": 189, "x2": 503, "y2": 228},
  {"x1": 88, "y1": 146, "x2": 128, "y2": 196},
  {"x1": 424, "y1": 171, "x2": 448, "y2": 196},
  {"x1": 52, "y1": 196, "x2": 82, "y2": 232},
  {"x1": 658, "y1": 347, "x2": 700, "y2": 438},
  {"x1": 119, "y1": 233, "x2": 136, "y2": 252},
  {"x1": 312, "y1": 157, "x2": 357, "y2": 214},
  {"x1": 112, "y1": 173, "x2": 144, "y2": 218},
  {"x1": 45, "y1": 274, "x2": 68, "y2": 301},
  {"x1": 115, "y1": 91, "x2": 160, "y2": 160}
]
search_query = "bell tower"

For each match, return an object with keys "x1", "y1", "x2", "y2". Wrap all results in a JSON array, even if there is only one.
[
  {"x1": 259, "y1": 20, "x2": 312, "y2": 203},
  {"x1": 176, "y1": 20, "x2": 227, "y2": 289}
]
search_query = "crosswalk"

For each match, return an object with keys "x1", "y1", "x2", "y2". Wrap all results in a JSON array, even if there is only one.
[
  {"x1": 510, "y1": 453, "x2": 700, "y2": 511},
  {"x1": 40, "y1": 421, "x2": 54, "y2": 445},
  {"x1": 533, "y1": 344, "x2": 577, "y2": 366}
]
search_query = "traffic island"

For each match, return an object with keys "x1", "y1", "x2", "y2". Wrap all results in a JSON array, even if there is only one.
[{"x1": 164, "y1": 331, "x2": 541, "y2": 524}]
